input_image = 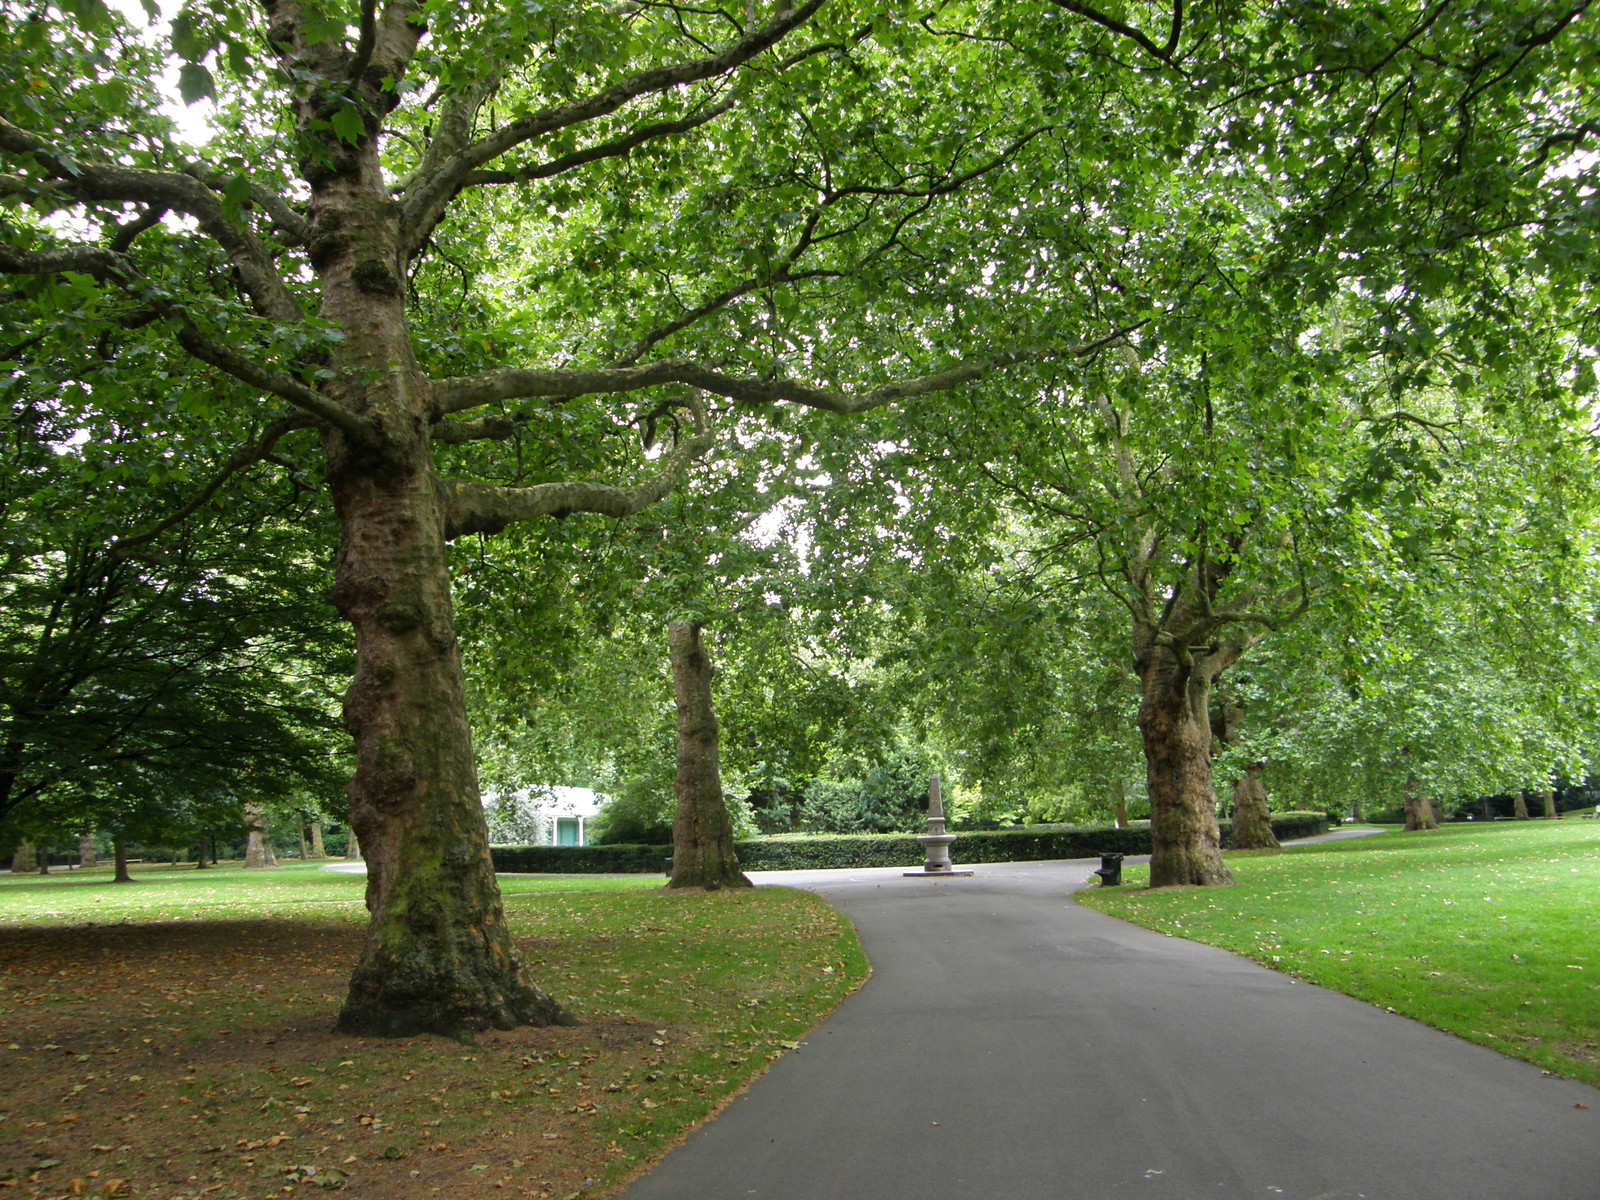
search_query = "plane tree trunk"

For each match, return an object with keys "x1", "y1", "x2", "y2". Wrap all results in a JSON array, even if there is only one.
[
  {"x1": 1230, "y1": 763, "x2": 1279, "y2": 850},
  {"x1": 1403, "y1": 775, "x2": 1439, "y2": 831},
  {"x1": 243, "y1": 804, "x2": 280, "y2": 869},
  {"x1": 1215, "y1": 697, "x2": 1278, "y2": 851},
  {"x1": 667, "y1": 621, "x2": 751, "y2": 890},
  {"x1": 1135, "y1": 642, "x2": 1233, "y2": 887},
  {"x1": 1513, "y1": 790, "x2": 1530, "y2": 820},
  {"x1": 112, "y1": 838, "x2": 132, "y2": 884}
]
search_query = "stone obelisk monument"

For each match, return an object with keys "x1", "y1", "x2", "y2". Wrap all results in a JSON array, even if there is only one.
[{"x1": 905, "y1": 774, "x2": 972, "y2": 877}]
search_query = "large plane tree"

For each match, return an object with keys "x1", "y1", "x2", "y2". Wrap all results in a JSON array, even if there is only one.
[{"x1": 0, "y1": 0, "x2": 1116, "y2": 1038}]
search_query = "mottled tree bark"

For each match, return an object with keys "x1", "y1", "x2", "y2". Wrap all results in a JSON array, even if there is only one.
[
  {"x1": 1540, "y1": 790, "x2": 1557, "y2": 820},
  {"x1": 1403, "y1": 776, "x2": 1439, "y2": 831},
  {"x1": 78, "y1": 833, "x2": 95, "y2": 869},
  {"x1": 310, "y1": 821, "x2": 328, "y2": 858},
  {"x1": 1136, "y1": 646, "x2": 1233, "y2": 887},
  {"x1": 325, "y1": 381, "x2": 565, "y2": 1037},
  {"x1": 1513, "y1": 790, "x2": 1530, "y2": 820},
  {"x1": 667, "y1": 621, "x2": 751, "y2": 890},
  {"x1": 1230, "y1": 763, "x2": 1280, "y2": 850},
  {"x1": 243, "y1": 804, "x2": 280, "y2": 869}
]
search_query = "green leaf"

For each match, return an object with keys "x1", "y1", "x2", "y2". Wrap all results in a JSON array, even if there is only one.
[
  {"x1": 177, "y1": 61, "x2": 215, "y2": 106},
  {"x1": 329, "y1": 106, "x2": 364, "y2": 146},
  {"x1": 169, "y1": 10, "x2": 212, "y2": 62}
]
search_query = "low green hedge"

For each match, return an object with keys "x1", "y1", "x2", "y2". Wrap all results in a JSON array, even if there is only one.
[
  {"x1": 489, "y1": 811, "x2": 1328, "y2": 874},
  {"x1": 489, "y1": 843, "x2": 669, "y2": 874}
]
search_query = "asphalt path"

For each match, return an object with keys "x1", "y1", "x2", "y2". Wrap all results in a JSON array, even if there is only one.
[{"x1": 619, "y1": 839, "x2": 1599, "y2": 1200}]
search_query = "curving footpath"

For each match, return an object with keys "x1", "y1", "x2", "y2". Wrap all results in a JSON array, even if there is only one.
[{"x1": 620, "y1": 843, "x2": 1598, "y2": 1200}]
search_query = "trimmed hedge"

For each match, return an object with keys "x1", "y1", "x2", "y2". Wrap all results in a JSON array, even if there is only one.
[
  {"x1": 489, "y1": 811, "x2": 1329, "y2": 874},
  {"x1": 489, "y1": 843, "x2": 669, "y2": 874}
]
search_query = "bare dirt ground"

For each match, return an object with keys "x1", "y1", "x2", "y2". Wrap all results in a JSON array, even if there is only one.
[{"x1": 0, "y1": 921, "x2": 704, "y2": 1200}]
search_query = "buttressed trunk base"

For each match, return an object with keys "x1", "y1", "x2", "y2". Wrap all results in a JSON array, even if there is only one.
[
  {"x1": 1229, "y1": 763, "x2": 1280, "y2": 850},
  {"x1": 325, "y1": 412, "x2": 569, "y2": 1039}
]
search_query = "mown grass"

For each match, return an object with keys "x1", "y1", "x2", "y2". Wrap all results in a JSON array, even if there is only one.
[
  {"x1": 0, "y1": 860, "x2": 661, "y2": 924},
  {"x1": 1078, "y1": 820, "x2": 1600, "y2": 1087},
  {"x1": 0, "y1": 863, "x2": 867, "y2": 1200}
]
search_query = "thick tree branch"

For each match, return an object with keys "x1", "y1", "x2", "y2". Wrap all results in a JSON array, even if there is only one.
[
  {"x1": 1044, "y1": 0, "x2": 1175, "y2": 64},
  {"x1": 434, "y1": 321, "x2": 1148, "y2": 417},
  {"x1": 399, "y1": 0, "x2": 824, "y2": 257},
  {"x1": 0, "y1": 117, "x2": 303, "y2": 325},
  {"x1": 183, "y1": 162, "x2": 310, "y2": 245},
  {"x1": 440, "y1": 395, "x2": 713, "y2": 539},
  {"x1": 172, "y1": 323, "x2": 372, "y2": 440},
  {"x1": 0, "y1": 234, "x2": 370, "y2": 440},
  {"x1": 109, "y1": 416, "x2": 314, "y2": 559},
  {"x1": 0, "y1": 240, "x2": 128, "y2": 280},
  {"x1": 430, "y1": 414, "x2": 522, "y2": 444},
  {"x1": 460, "y1": 98, "x2": 736, "y2": 189},
  {"x1": 346, "y1": 0, "x2": 381, "y2": 86}
]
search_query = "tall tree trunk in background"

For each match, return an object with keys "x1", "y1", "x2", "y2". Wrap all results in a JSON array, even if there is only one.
[
  {"x1": 296, "y1": 817, "x2": 309, "y2": 860},
  {"x1": 1230, "y1": 763, "x2": 1280, "y2": 850},
  {"x1": 1350, "y1": 796, "x2": 1365, "y2": 821},
  {"x1": 667, "y1": 621, "x2": 751, "y2": 890},
  {"x1": 346, "y1": 829, "x2": 362, "y2": 861},
  {"x1": 1216, "y1": 697, "x2": 1278, "y2": 851},
  {"x1": 36, "y1": 845, "x2": 49, "y2": 874},
  {"x1": 10, "y1": 842, "x2": 36, "y2": 873},
  {"x1": 1404, "y1": 776, "x2": 1439, "y2": 831},
  {"x1": 195, "y1": 837, "x2": 210, "y2": 869},
  {"x1": 112, "y1": 838, "x2": 132, "y2": 883},
  {"x1": 1135, "y1": 645, "x2": 1233, "y2": 887},
  {"x1": 1111, "y1": 779, "x2": 1129, "y2": 829},
  {"x1": 310, "y1": 822, "x2": 328, "y2": 858},
  {"x1": 1429, "y1": 796, "x2": 1444, "y2": 826},
  {"x1": 1513, "y1": 790, "x2": 1530, "y2": 820},
  {"x1": 243, "y1": 804, "x2": 280, "y2": 869},
  {"x1": 1540, "y1": 790, "x2": 1557, "y2": 820},
  {"x1": 78, "y1": 833, "x2": 95, "y2": 869}
]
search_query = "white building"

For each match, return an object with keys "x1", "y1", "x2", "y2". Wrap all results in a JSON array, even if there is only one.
[{"x1": 483, "y1": 786, "x2": 604, "y2": 847}]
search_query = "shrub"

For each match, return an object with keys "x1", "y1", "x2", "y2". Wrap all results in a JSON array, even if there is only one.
[
  {"x1": 489, "y1": 812, "x2": 1329, "y2": 873},
  {"x1": 490, "y1": 843, "x2": 670, "y2": 874},
  {"x1": 797, "y1": 751, "x2": 932, "y2": 834}
]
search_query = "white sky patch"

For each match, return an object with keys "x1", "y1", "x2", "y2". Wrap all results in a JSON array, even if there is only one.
[{"x1": 105, "y1": 0, "x2": 218, "y2": 146}]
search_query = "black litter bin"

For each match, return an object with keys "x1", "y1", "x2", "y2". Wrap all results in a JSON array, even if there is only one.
[{"x1": 1093, "y1": 852, "x2": 1124, "y2": 886}]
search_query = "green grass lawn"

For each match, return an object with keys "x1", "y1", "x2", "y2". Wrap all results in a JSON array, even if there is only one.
[
  {"x1": 1078, "y1": 820, "x2": 1600, "y2": 1087},
  {"x1": 0, "y1": 860, "x2": 866, "y2": 1199},
  {"x1": 0, "y1": 858, "x2": 661, "y2": 923}
]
